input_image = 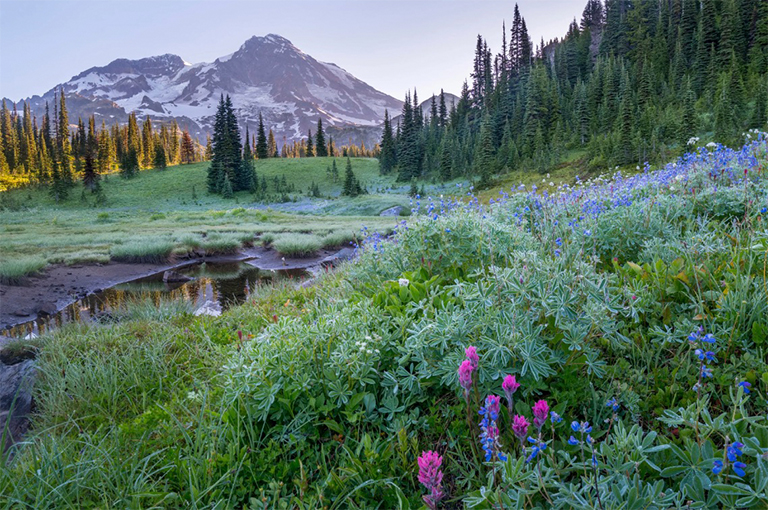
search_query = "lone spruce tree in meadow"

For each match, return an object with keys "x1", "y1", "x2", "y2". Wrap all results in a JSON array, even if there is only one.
[
  {"x1": 207, "y1": 95, "x2": 245, "y2": 195},
  {"x1": 342, "y1": 156, "x2": 363, "y2": 196},
  {"x1": 315, "y1": 118, "x2": 327, "y2": 157}
]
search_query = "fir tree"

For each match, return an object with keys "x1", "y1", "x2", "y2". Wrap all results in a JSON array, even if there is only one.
[
  {"x1": 153, "y1": 144, "x2": 167, "y2": 169},
  {"x1": 243, "y1": 126, "x2": 257, "y2": 192},
  {"x1": 315, "y1": 118, "x2": 328, "y2": 157},
  {"x1": 306, "y1": 129, "x2": 314, "y2": 156},
  {"x1": 342, "y1": 156, "x2": 359, "y2": 196},
  {"x1": 379, "y1": 109, "x2": 397, "y2": 174},
  {"x1": 256, "y1": 113, "x2": 268, "y2": 159}
]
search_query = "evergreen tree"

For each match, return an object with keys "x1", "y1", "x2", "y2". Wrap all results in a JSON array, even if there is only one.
[
  {"x1": 315, "y1": 118, "x2": 328, "y2": 157},
  {"x1": 379, "y1": 109, "x2": 397, "y2": 174},
  {"x1": 306, "y1": 129, "x2": 314, "y2": 157},
  {"x1": 82, "y1": 116, "x2": 99, "y2": 190},
  {"x1": 342, "y1": 156, "x2": 359, "y2": 196},
  {"x1": 120, "y1": 148, "x2": 139, "y2": 178},
  {"x1": 242, "y1": 126, "x2": 257, "y2": 192},
  {"x1": 153, "y1": 144, "x2": 167, "y2": 169},
  {"x1": 141, "y1": 116, "x2": 154, "y2": 168},
  {"x1": 57, "y1": 89, "x2": 74, "y2": 189},
  {"x1": 256, "y1": 113, "x2": 268, "y2": 159}
]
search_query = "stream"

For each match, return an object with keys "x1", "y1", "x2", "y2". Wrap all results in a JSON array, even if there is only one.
[{"x1": 1, "y1": 261, "x2": 308, "y2": 338}]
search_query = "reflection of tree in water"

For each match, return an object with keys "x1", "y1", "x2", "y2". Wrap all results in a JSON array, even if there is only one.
[{"x1": 3, "y1": 263, "x2": 308, "y2": 338}]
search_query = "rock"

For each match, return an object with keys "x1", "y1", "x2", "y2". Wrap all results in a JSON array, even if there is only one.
[
  {"x1": 0, "y1": 360, "x2": 35, "y2": 451},
  {"x1": 12, "y1": 310, "x2": 30, "y2": 317},
  {"x1": 320, "y1": 247, "x2": 355, "y2": 268},
  {"x1": 379, "y1": 206, "x2": 403, "y2": 217},
  {"x1": 194, "y1": 300, "x2": 221, "y2": 317},
  {"x1": 163, "y1": 270, "x2": 193, "y2": 283},
  {"x1": 0, "y1": 337, "x2": 37, "y2": 365},
  {"x1": 37, "y1": 302, "x2": 58, "y2": 316}
]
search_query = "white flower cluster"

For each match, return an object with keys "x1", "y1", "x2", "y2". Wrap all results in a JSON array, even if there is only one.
[
  {"x1": 687, "y1": 137, "x2": 700, "y2": 146},
  {"x1": 398, "y1": 278, "x2": 410, "y2": 287},
  {"x1": 355, "y1": 336, "x2": 380, "y2": 355}
]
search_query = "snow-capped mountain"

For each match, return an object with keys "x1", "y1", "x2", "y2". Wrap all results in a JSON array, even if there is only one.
[{"x1": 16, "y1": 34, "x2": 403, "y2": 143}]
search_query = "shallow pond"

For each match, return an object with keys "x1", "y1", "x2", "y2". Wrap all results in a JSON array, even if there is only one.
[{"x1": 2, "y1": 261, "x2": 307, "y2": 338}]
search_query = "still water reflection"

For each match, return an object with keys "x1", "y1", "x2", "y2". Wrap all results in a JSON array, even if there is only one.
[{"x1": 3, "y1": 262, "x2": 307, "y2": 338}]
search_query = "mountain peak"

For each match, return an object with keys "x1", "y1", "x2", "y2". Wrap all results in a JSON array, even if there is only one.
[
  {"x1": 25, "y1": 34, "x2": 402, "y2": 145},
  {"x1": 239, "y1": 33, "x2": 297, "y2": 53}
]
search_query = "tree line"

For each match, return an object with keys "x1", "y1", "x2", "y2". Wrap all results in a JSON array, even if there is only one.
[
  {"x1": 379, "y1": 0, "x2": 768, "y2": 186},
  {"x1": 0, "y1": 89, "x2": 204, "y2": 196}
]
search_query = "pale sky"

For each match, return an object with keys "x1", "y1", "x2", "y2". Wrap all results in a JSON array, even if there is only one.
[{"x1": 0, "y1": 0, "x2": 587, "y2": 101}]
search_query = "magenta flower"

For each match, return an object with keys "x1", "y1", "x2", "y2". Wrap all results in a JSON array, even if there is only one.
[
  {"x1": 418, "y1": 450, "x2": 445, "y2": 510},
  {"x1": 502, "y1": 374, "x2": 520, "y2": 410},
  {"x1": 465, "y1": 345, "x2": 479, "y2": 370},
  {"x1": 532, "y1": 400, "x2": 549, "y2": 429},
  {"x1": 512, "y1": 414, "x2": 530, "y2": 440},
  {"x1": 458, "y1": 359, "x2": 474, "y2": 397}
]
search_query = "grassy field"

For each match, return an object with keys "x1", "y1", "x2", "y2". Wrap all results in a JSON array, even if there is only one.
[
  {"x1": 0, "y1": 154, "x2": 602, "y2": 277},
  {"x1": 0, "y1": 158, "x2": 405, "y2": 275}
]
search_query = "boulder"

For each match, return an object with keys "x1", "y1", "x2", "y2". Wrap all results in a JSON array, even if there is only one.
[
  {"x1": 379, "y1": 206, "x2": 403, "y2": 217},
  {"x1": 0, "y1": 360, "x2": 35, "y2": 451},
  {"x1": 194, "y1": 300, "x2": 221, "y2": 317},
  {"x1": 320, "y1": 247, "x2": 355, "y2": 268},
  {"x1": 163, "y1": 270, "x2": 193, "y2": 283},
  {"x1": 37, "y1": 301, "x2": 58, "y2": 316}
]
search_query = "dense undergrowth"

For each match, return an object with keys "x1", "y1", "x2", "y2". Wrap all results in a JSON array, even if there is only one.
[{"x1": 2, "y1": 137, "x2": 768, "y2": 509}]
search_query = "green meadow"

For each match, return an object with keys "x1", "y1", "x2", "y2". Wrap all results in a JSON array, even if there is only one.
[{"x1": 0, "y1": 158, "x2": 408, "y2": 274}]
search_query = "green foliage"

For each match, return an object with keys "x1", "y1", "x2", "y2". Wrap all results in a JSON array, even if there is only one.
[
  {"x1": 0, "y1": 256, "x2": 46, "y2": 284},
  {"x1": 271, "y1": 233, "x2": 322, "y2": 257},
  {"x1": 110, "y1": 239, "x2": 174, "y2": 263}
]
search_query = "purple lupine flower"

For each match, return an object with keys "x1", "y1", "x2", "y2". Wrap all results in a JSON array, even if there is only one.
[
  {"x1": 713, "y1": 460, "x2": 724, "y2": 474},
  {"x1": 526, "y1": 436, "x2": 547, "y2": 463},
  {"x1": 458, "y1": 359, "x2": 474, "y2": 398},
  {"x1": 550, "y1": 411, "x2": 562, "y2": 423},
  {"x1": 738, "y1": 381, "x2": 751, "y2": 394},
  {"x1": 733, "y1": 461, "x2": 747, "y2": 477},
  {"x1": 465, "y1": 345, "x2": 479, "y2": 370},
  {"x1": 417, "y1": 451, "x2": 445, "y2": 510},
  {"x1": 480, "y1": 395, "x2": 501, "y2": 420},
  {"x1": 512, "y1": 415, "x2": 530, "y2": 440},
  {"x1": 568, "y1": 436, "x2": 580, "y2": 446},
  {"x1": 479, "y1": 395, "x2": 508, "y2": 462},
  {"x1": 532, "y1": 400, "x2": 549, "y2": 429},
  {"x1": 727, "y1": 442, "x2": 744, "y2": 462},
  {"x1": 606, "y1": 398, "x2": 619, "y2": 412}
]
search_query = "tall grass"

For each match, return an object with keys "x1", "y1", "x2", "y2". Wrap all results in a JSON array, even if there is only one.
[
  {"x1": 321, "y1": 230, "x2": 356, "y2": 249},
  {"x1": 271, "y1": 233, "x2": 322, "y2": 257},
  {"x1": 110, "y1": 240, "x2": 174, "y2": 263},
  {"x1": 0, "y1": 256, "x2": 47, "y2": 284}
]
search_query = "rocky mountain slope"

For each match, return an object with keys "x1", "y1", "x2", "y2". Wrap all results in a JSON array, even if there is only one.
[{"x1": 14, "y1": 34, "x2": 403, "y2": 144}]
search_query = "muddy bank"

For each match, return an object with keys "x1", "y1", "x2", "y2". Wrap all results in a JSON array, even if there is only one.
[{"x1": 0, "y1": 246, "x2": 353, "y2": 331}]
